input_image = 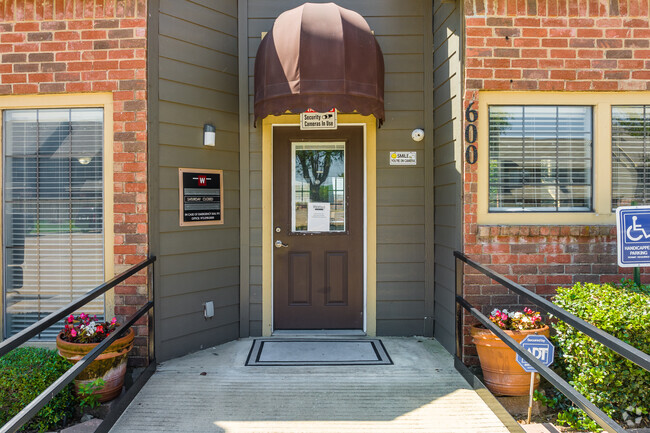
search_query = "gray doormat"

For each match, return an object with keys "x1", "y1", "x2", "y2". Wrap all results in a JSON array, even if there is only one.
[{"x1": 245, "y1": 338, "x2": 393, "y2": 366}]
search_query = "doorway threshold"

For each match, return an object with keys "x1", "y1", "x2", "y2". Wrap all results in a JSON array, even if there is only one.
[{"x1": 272, "y1": 329, "x2": 367, "y2": 337}]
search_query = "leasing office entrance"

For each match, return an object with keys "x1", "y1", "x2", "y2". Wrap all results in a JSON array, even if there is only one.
[
  {"x1": 273, "y1": 126, "x2": 364, "y2": 329},
  {"x1": 148, "y1": 0, "x2": 453, "y2": 359},
  {"x1": 262, "y1": 116, "x2": 377, "y2": 334},
  {"x1": 255, "y1": 3, "x2": 384, "y2": 333}
]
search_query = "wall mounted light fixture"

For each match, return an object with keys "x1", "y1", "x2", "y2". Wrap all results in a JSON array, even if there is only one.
[{"x1": 203, "y1": 123, "x2": 216, "y2": 146}]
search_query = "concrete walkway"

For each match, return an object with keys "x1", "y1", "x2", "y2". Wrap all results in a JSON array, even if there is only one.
[{"x1": 110, "y1": 337, "x2": 514, "y2": 433}]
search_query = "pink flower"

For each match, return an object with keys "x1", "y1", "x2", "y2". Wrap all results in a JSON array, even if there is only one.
[
  {"x1": 489, "y1": 306, "x2": 544, "y2": 331},
  {"x1": 71, "y1": 329, "x2": 77, "y2": 337},
  {"x1": 80, "y1": 313, "x2": 87, "y2": 320},
  {"x1": 111, "y1": 317, "x2": 117, "y2": 325},
  {"x1": 67, "y1": 314, "x2": 74, "y2": 323}
]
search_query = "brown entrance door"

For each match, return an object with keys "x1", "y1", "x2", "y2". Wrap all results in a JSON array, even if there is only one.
[{"x1": 273, "y1": 126, "x2": 363, "y2": 329}]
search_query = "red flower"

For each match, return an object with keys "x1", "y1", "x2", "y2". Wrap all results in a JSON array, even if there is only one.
[{"x1": 96, "y1": 325, "x2": 104, "y2": 334}]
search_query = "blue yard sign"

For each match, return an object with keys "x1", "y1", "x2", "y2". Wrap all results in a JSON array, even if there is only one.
[
  {"x1": 616, "y1": 206, "x2": 650, "y2": 267},
  {"x1": 516, "y1": 334, "x2": 554, "y2": 373}
]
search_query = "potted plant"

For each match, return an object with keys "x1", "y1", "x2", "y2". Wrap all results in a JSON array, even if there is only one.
[
  {"x1": 56, "y1": 313, "x2": 133, "y2": 402},
  {"x1": 470, "y1": 307, "x2": 549, "y2": 396}
]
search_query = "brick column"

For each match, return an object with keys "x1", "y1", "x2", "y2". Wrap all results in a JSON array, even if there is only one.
[{"x1": 0, "y1": 0, "x2": 149, "y2": 366}]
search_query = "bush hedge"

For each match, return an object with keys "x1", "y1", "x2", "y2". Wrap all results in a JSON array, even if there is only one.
[
  {"x1": 0, "y1": 347, "x2": 78, "y2": 432},
  {"x1": 551, "y1": 281, "x2": 650, "y2": 430}
]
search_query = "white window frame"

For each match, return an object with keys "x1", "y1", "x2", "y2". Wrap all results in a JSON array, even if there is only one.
[
  {"x1": 0, "y1": 93, "x2": 114, "y2": 342},
  {"x1": 290, "y1": 141, "x2": 346, "y2": 233}
]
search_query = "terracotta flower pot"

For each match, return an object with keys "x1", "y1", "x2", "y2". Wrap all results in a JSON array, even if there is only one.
[
  {"x1": 56, "y1": 328, "x2": 134, "y2": 402},
  {"x1": 471, "y1": 324, "x2": 550, "y2": 396}
]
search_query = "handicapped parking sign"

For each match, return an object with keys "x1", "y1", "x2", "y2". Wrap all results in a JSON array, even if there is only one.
[
  {"x1": 516, "y1": 334, "x2": 554, "y2": 373},
  {"x1": 616, "y1": 206, "x2": 650, "y2": 267}
]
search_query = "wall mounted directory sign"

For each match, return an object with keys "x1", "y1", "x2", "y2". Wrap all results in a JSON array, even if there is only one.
[
  {"x1": 616, "y1": 205, "x2": 650, "y2": 267},
  {"x1": 178, "y1": 168, "x2": 223, "y2": 226},
  {"x1": 389, "y1": 151, "x2": 417, "y2": 165},
  {"x1": 300, "y1": 109, "x2": 337, "y2": 130}
]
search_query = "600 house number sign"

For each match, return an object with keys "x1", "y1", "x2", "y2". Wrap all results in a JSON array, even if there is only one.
[
  {"x1": 179, "y1": 168, "x2": 224, "y2": 226},
  {"x1": 465, "y1": 102, "x2": 478, "y2": 164}
]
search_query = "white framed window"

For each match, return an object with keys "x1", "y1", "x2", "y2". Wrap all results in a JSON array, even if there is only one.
[
  {"x1": 477, "y1": 92, "x2": 650, "y2": 225},
  {"x1": 1, "y1": 94, "x2": 113, "y2": 341}
]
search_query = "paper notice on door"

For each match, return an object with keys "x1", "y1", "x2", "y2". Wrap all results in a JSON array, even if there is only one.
[{"x1": 307, "y1": 202, "x2": 330, "y2": 232}]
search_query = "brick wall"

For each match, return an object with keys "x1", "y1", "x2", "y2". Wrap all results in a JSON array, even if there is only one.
[
  {"x1": 462, "y1": 0, "x2": 650, "y2": 363},
  {"x1": 0, "y1": 0, "x2": 149, "y2": 366}
]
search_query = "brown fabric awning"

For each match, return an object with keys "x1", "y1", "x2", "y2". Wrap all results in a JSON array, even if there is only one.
[{"x1": 254, "y1": 3, "x2": 385, "y2": 126}]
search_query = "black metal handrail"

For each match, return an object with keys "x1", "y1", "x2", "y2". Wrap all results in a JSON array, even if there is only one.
[
  {"x1": 455, "y1": 251, "x2": 649, "y2": 372},
  {"x1": 0, "y1": 256, "x2": 156, "y2": 433},
  {"x1": 454, "y1": 251, "x2": 650, "y2": 433},
  {"x1": 0, "y1": 256, "x2": 156, "y2": 357}
]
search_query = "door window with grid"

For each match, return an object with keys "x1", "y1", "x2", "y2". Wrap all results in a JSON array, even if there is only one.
[
  {"x1": 291, "y1": 142, "x2": 346, "y2": 232},
  {"x1": 612, "y1": 105, "x2": 650, "y2": 209},
  {"x1": 3, "y1": 108, "x2": 104, "y2": 339},
  {"x1": 488, "y1": 106, "x2": 593, "y2": 212}
]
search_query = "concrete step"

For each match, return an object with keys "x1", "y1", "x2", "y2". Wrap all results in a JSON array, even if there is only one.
[{"x1": 110, "y1": 337, "x2": 513, "y2": 433}]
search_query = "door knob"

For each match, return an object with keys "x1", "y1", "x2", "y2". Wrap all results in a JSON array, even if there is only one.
[{"x1": 275, "y1": 240, "x2": 289, "y2": 248}]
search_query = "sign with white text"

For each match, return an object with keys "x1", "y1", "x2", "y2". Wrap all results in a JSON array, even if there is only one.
[
  {"x1": 616, "y1": 206, "x2": 650, "y2": 267},
  {"x1": 179, "y1": 168, "x2": 223, "y2": 226},
  {"x1": 516, "y1": 334, "x2": 554, "y2": 373}
]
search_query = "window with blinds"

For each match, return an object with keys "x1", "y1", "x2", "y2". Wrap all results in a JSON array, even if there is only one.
[
  {"x1": 3, "y1": 108, "x2": 104, "y2": 340},
  {"x1": 612, "y1": 105, "x2": 649, "y2": 210},
  {"x1": 488, "y1": 106, "x2": 593, "y2": 212}
]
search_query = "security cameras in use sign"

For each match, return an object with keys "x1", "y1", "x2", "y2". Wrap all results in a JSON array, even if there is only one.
[
  {"x1": 300, "y1": 109, "x2": 337, "y2": 130},
  {"x1": 616, "y1": 206, "x2": 650, "y2": 267}
]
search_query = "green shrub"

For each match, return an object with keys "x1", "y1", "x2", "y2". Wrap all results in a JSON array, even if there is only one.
[
  {"x1": 550, "y1": 281, "x2": 650, "y2": 431},
  {"x1": 78, "y1": 378, "x2": 104, "y2": 410},
  {"x1": 0, "y1": 347, "x2": 78, "y2": 432}
]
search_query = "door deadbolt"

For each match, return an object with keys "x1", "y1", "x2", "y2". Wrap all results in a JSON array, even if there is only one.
[{"x1": 275, "y1": 240, "x2": 289, "y2": 249}]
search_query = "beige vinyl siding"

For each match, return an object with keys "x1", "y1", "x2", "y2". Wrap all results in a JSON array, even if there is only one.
[
  {"x1": 151, "y1": 0, "x2": 240, "y2": 361},
  {"x1": 246, "y1": 0, "x2": 430, "y2": 336},
  {"x1": 432, "y1": 0, "x2": 463, "y2": 353}
]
